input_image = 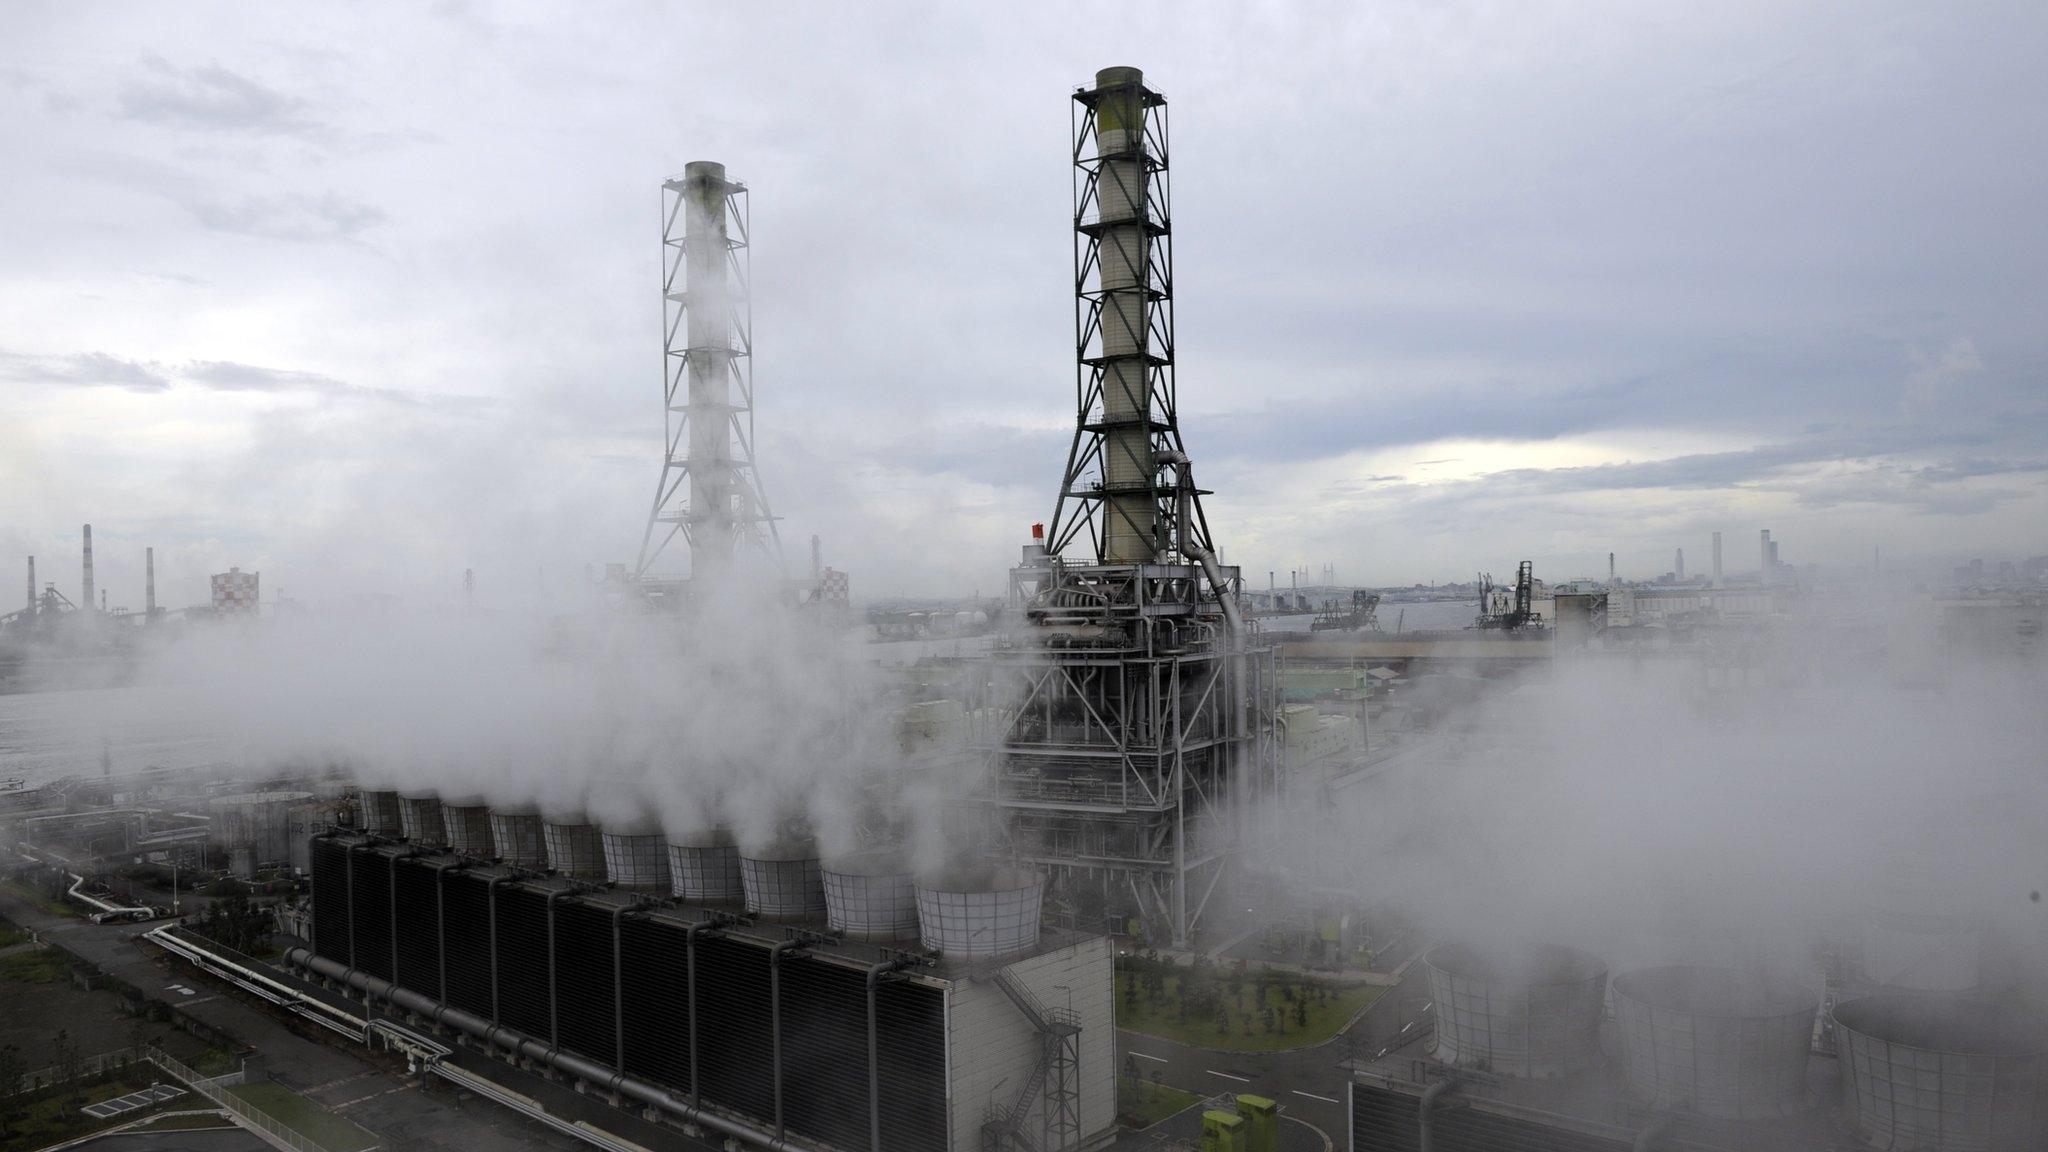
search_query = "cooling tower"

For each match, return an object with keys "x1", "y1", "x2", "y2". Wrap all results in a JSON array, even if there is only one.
[
  {"x1": 601, "y1": 819, "x2": 671, "y2": 891},
  {"x1": 398, "y1": 792, "x2": 446, "y2": 846},
  {"x1": 359, "y1": 789, "x2": 403, "y2": 837},
  {"x1": 1834, "y1": 994, "x2": 2048, "y2": 1152},
  {"x1": 543, "y1": 813, "x2": 606, "y2": 881},
  {"x1": 822, "y1": 852, "x2": 918, "y2": 941},
  {"x1": 209, "y1": 790, "x2": 313, "y2": 877},
  {"x1": 1424, "y1": 942, "x2": 1608, "y2": 1079},
  {"x1": 916, "y1": 869, "x2": 1044, "y2": 960},
  {"x1": 1611, "y1": 965, "x2": 1816, "y2": 1119},
  {"x1": 488, "y1": 806, "x2": 547, "y2": 870},
  {"x1": 739, "y1": 839, "x2": 826, "y2": 920},
  {"x1": 441, "y1": 798, "x2": 495, "y2": 858},
  {"x1": 667, "y1": 828, "x2": 743, "y2": 903}
]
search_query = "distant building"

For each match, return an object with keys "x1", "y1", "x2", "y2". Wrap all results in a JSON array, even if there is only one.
[{"x1": 211, "y1": 567, "x2": 260, "y2": 616}]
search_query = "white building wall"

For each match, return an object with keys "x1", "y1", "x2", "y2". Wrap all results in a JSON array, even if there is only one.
[{"x1": 946, "y1": 935, "x2": 1117, "y2": 1151}]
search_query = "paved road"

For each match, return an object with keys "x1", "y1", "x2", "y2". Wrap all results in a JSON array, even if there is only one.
[{"x1": 1116, "y1": 971, "x2": 1433, "y2": 1145}]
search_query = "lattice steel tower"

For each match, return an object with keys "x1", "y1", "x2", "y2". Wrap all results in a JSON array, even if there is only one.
[
  {"x1": 636, "y1": 162, "x2": 783, "y2": 582},
  {"x1": 982, "y1": 68, "x2": 1276, "y2": 949}
]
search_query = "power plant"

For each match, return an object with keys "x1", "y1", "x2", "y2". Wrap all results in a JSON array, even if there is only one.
[{"x1": 3, "y1": 50, "x2": 2045, "y2": 1152}]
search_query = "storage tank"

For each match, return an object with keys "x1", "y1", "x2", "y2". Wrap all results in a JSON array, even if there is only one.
[
  {"x1": 397, "y1": 792, "x2": 446, "y2": 846},
  {"x1": 822, "y1": 851, "x2": 918, "y2": 940},
  {"x1": 441, "y1": 798, "x2": 494, "y2": 858},
  {"x1": 1834, "y1": 993, "x2": 2048, "y2": 1152},
  {"x1": 488, "y1": 806, "x2": 547, "y2": 870},
  {"x1": 1424, "y1": 942, "x2": 1608, "y2": 1078},
  {"x1": 542, "y1": 813, "x2": 606, "y2": 880},
  {"x1": 359, "y1": 789, "x2": 403, "y2": 837},
  {"x1": 915, "y1": 868, "x2": 1043, "y2": 960},
  {"x1": 601, "y1": 818, "x2": 671, "y2": 891},
  {"x1": 668, "y1": 828, "x2": 743, "y2": 904},
  {"x1": 1611, "y1": 965, "x2": 1816, "y2": 1119},
  {"x1": 740, "y1": 839, "x2": 826, "y2": 920},
  {"x1": 209, "y1": 790, "x2": 314, "y2": 877}
]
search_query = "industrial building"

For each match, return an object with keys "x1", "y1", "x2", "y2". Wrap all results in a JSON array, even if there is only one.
[
  {"x1": 974, "y1": 66, "x2": 1279, "y2": 948},
  {"x1": 300, "y1": 827, "x2": 1115, "y2": 1152}
]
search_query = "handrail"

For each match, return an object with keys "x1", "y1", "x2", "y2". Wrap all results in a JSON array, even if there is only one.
[{"x1": 145, "y1": 1046, "x2": 369, "y2": 1152}]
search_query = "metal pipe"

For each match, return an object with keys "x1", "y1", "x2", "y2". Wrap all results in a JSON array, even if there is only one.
[
  {"x1": 1418, "y1": 1079, "x2": 1460, "y2": 1152},
  {"x1": 545, "y1": 888, "x2": 570, "y2": 1049},
  {"x1": 285, "y1": 948, "x2": 807, "y2": 1152},
  {"x1": 685, "y1": 917, "x2": 721, "y2": 1109},
  {"x1": 486, "y1": 874, "x2": 511, "y2": 1024},
  {"x1": 768, "y1": 939, "x2": 805, "y2": 1141},
  {"x1": 610, "y1": 904, "x2": 631, "y2": 1074},
  {"x1": 1155, "y1": 451, "x2": 1243, "y2": 635},
  {"x1": 865, "y1": 956, "x2": 912, "y2": 1152}
]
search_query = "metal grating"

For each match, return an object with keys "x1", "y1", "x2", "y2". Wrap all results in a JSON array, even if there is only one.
[
  {"x1": 489, "y1": 811, "x2": 547, "y2": 869},
  {"x1": 619, "y1": 917, "x2": 693, "y2": 1091},
  {"x1": 346, "y1": 848, "x2": 393, "y2": 982},
  {"x1": 309, "y1": 837, "x2": 352, "y2": 965},
  {"x1": 917, "y1": 877, "x2": 1043, "y2": 960},
  {"x1": 440, "y1": 870, "x2": 493, "y2": 1018},
  {"x1": 692, "y1": 934, "x2": 774, "y2": 1120},
  {"x1": 544, "y1": 821, "x2": 606, "y2": 880},
  {"x1": 493, "y1": 886, "x2": 551, "y2": 1041},
  {"x1": 399, "y1": 796, "x2": 446, "y2": 845},
  {"x1": 741, "y1": 856, "x2": 825, "y2": 920},
  {"x1": 552, "y1": 900, "x2": 617, "y2": 1064},
  {"x1": 392, "y1": 859, "x2": 443, "y2": 1000},
  {"x1": 444, "y1": 805, "x2": 495, "y2": 857}
]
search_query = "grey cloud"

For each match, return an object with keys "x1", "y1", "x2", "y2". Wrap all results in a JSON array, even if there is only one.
[
  {"x1": 184, "y1": 192, "x2": 387, "y2": 242},
  {"x1": 184, "y1": 360, "x2": 348, "y2": 393},
  {"x1": 0, "y1": 349, "x2": 170, "y2": 391},
  {"x1": 115, "y1": 56, "x2": 322, "y2": 136}
]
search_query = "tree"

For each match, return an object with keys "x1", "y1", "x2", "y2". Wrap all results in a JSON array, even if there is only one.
[
  {"x1": 53, "y1": 1029, "x2": 81, "y2": 1107},
  {"x1": 1225, "y1": 972, "x2": 1243, "y2": 1010},
  {"x1": 1215, "y1": 1005, "x2": 1230, "y2": 1036},
  {"x1": 1295, "y1": 997, "x2": 1309, "y2": 1029}
]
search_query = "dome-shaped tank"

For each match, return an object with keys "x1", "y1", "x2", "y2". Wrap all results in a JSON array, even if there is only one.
[
  {"x1": 441, "y1": 798, "x2": 495, "y2": 857},
  {"x1": 601, "y1": 819, "x2": 671, "y2": 891},
  {"x1": 398, "y1": 792, "x2": 446, "y2": 846},
  {"x1": 740, "y1": 839, "x2": 826, "y2": 920},
  {"x1": 488, "y1": 806, "x2": 548, "y2": 870},
  {"x1": 1425, "y1": 942, "x2": 1608, "y2": 1079},
  {"x1": 822, "y1": 852, "x2": 918, "y2": 940},
  {"x1": 668, "y1": 828, "x2": 743, "y2": 904},
  {"x1": 1611, "y1": 965, "x2": 1816, "y2": 1119},
  {"x1": 359, "y1": 789, "x2": 403, "y2": 837},
  {"x1": 1834, "y1": 994, "x2": 2048, "y2": 1152},
  {"x1": 915, "y1": 868, "x2": 1043, "y2": 960},
  {"x1": 543, "y1": 813, "x2": 606, "y2": 880}
]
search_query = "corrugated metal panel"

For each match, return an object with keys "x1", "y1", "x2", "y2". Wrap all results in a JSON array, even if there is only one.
[
  {"x1": 777, "y1": 954, "x2": 868, "y2": 1148},
  {"x1": 309, "y1": 837, "x2": 351, "y2": 966},
  {"x1": 393, "y1": 859, "x2": 442, "y2": 1000},
  {"x1": 875, "y1": 977, "x2": 947, "y2": 1152},
  {"x1": 347, "y1": 848, "x2": 393, "y2": 982}
]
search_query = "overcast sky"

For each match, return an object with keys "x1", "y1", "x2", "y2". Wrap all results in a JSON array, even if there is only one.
[{"x1": 4, "y1": 2, "x2": 2044, "y2": 606}]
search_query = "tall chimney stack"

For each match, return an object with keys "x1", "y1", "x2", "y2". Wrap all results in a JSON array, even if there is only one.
[
  {"x1": 145, "y1": 547, "x2": 156, "y2": 619},
  {"x1": 1711, "y1": 531, "x2": 1723, "y2": 587},
  {"x1": 1675, "y1": 548, "x2": 1685, "y2": 582},
  {"x1": 25, "y1": 556, "x2": 34, "y2": 615},
  {"x1": 1608, "y1": 553, "x2": 1616, "y2": 584},
  {"x1": 1759, "y1": 529, "x2": 1772, "y2": 586},
  {"x1": 81, "y1": 524, "x2": 95, "y2": 612}
]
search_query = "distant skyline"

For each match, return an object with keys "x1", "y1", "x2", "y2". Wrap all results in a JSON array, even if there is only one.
[{"x1": 4, "y1": 2, "x2": 2045, "y2": 605}]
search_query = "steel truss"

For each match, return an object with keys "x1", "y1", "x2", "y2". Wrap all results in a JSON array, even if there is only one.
[{"x1": 636, "y1": 166, "x2": 784, "y2": 580}]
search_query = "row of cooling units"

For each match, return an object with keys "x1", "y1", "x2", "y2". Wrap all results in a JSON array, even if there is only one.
[
  {"x1": 1350, "y1": 941, "x2": 2048, "y2": 1152},
  {"x1": 354, "y1": 789, "x2": 1040, "y2": 957},
  {"x1": 304, "y1": 791, "x2": 1116, "y2": 1152}
]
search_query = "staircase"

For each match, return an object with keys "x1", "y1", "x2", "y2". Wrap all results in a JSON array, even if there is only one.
[{"x1": 981, "y1": 966, "x2": 1084, "y2": 1152}]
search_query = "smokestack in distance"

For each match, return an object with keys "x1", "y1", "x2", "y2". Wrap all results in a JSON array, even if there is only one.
[
  {"x1": 25, "y1": 556, "x2": 34, "y2": 615},
  {"x1": 1712, "y1": 531, "x2": 1723, "y2": 587},
  {"x1": 1760, "y1": 529, "x2": 1772, "y2": 586},
  {"x1": 1608, "y1": 552, "x2": 1616, "y2": 584},
  {"x1": 1676, "y1": 548, "x2": 1685, "y2": 582},
  {"x1": 81, "y1": 524, "x2": 94, "y2": 613}
]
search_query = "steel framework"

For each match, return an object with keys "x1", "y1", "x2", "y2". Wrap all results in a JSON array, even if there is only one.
[
  {"x1": 635, "y1": 162, "x2": 784, "y2": 582},
  {"x1": 983, "y1": 69, "x2": 1277, "y2": 948}
]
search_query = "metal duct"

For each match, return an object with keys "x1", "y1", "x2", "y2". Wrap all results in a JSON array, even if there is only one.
[
  {"x1": 1835, "y1": 994, "x2": 2048, "y2": 1152},
  {"x1": 1610, "y1": 965, "x2": 1814, "y2": 1119},
  {"x1": 487, "y1": 808, "x2": 547, "y2": 870},
  {"x1": 1424, "y1": 942, "x2": 1608, "y2": 1079},
  {"x1": 601, "y1": 829, "x2": 671, "y2": 891},
  {"x1": 542, "y1": 816, "x2": 606, "y2": 880},
  {"x1": 442, "y1": 802, "x2": 495, "y2": 858},
  {"x1": 915, "y1": 869, "x2": 1043, "y2": 960},
  {"x1": 398, "y1": 793, "x2": 447, "y2": 846},
  {"x1": 822, "y1": 853, "x2": 918, "y2": 941},
  {"x1": 740, "y1": 840, "x2": 826, "y2": 921},
  {"x1": 668, "y1": 828, "x2": 743, "y2": 903},
  {"x1": 359, "y1": 789, "x2": 403, "y2": 837}
]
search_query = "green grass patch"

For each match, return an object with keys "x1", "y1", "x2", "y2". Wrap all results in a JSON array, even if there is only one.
[
  {"x1": 1, "y1": 880, "x2": 75, "y2": 918},
  {"x1": 1117, "y1": 973, "x2": 1385, "y2": 1053},
  {"x1": 226, "y1": 1081, "x2": 379, "y2": 1152},
  {"x1": 0, "y1": 1065, "x2": 166, "y2": 1148},
  {"x1": 0, "y1": 927, "x2": 27, "y2": 949},
  {"x1": 1117, "y1": 1076, "x2": 1204, "y2": 1127},
  {"x1": 0, "y1": 946, "x2": 69, "y2": 983}
]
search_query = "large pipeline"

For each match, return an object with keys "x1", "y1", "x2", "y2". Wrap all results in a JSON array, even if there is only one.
[
  {"x1": 1156, "y1": 451, "x2": 1244, "y2": 636},
  {"x1": 285, "y1": 946, "x2": 806, "y2": 1152}
]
